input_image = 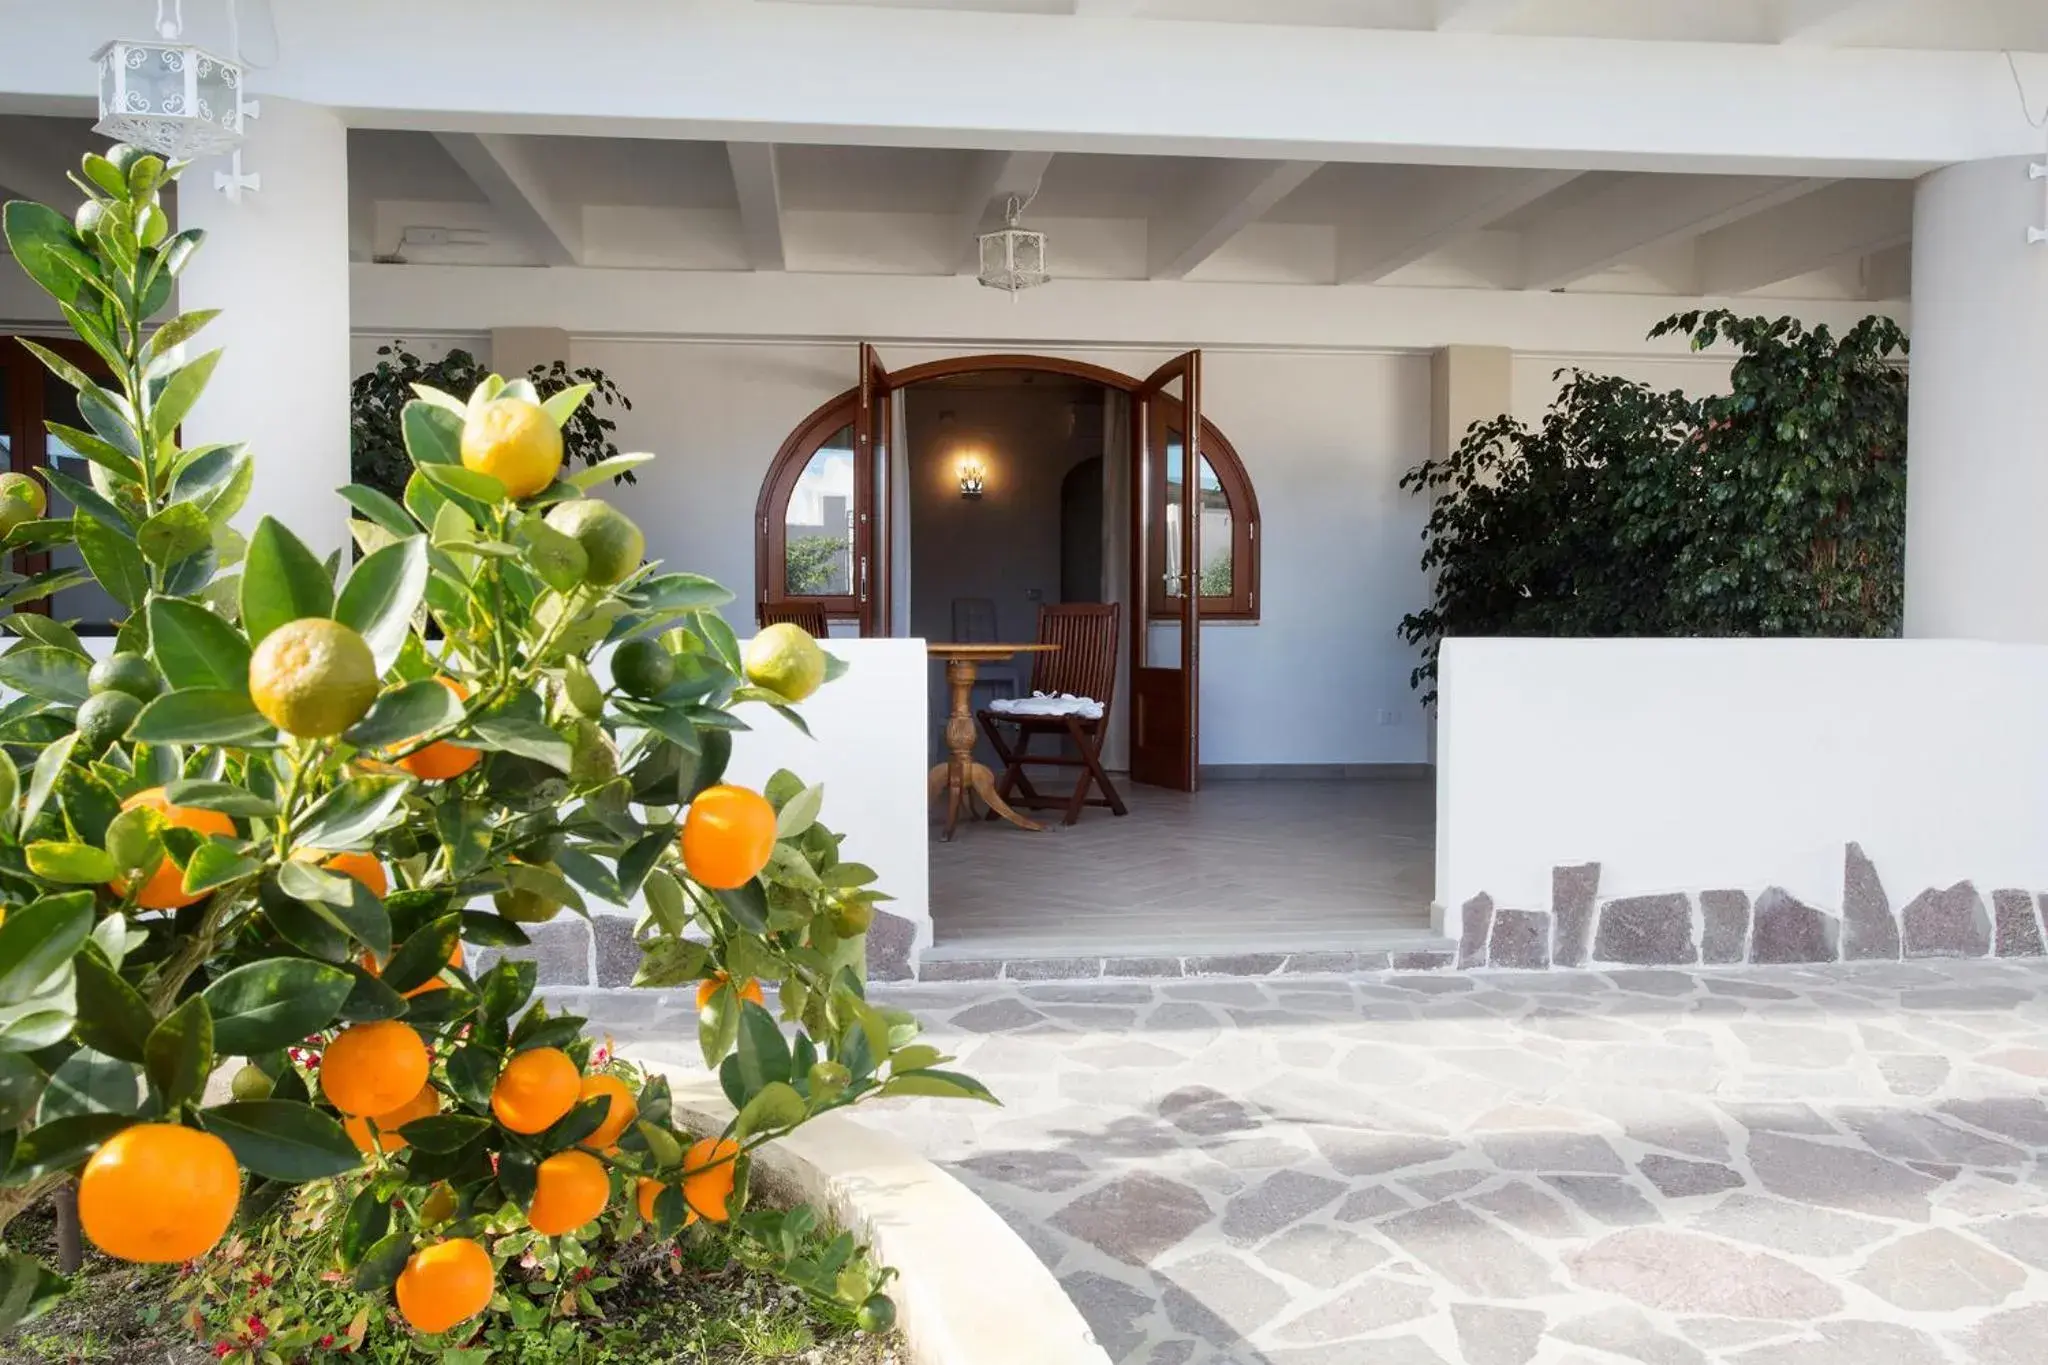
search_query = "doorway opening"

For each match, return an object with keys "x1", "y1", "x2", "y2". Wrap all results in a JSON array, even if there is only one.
[{"x1": 757, "y1": 351, "x2": 1435, "y2": 968}]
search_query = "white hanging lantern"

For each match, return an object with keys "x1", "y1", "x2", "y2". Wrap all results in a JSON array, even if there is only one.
[
  {"x1": 93, "y1": 37, "x2": 247, "y2": 159},
  {"x1": 977, "y1": 195, "x2": 1050, "y2": 297}
]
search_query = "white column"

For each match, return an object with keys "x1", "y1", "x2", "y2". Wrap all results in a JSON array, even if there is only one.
[
  {"x1": 176, "y1": 98, "x2": 353, "y2": 563},
  {"x1": 1904, "y1": 156, "x2": 2048, "y2": 641}
]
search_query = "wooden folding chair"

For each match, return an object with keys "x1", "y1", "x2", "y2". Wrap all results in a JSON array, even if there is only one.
[
  {"x1": 976, "y1": 604, "x2": 1127, "y2": 826},
  {"x1": 756, "y1": 601, "x2": 830, "y2": 635}
]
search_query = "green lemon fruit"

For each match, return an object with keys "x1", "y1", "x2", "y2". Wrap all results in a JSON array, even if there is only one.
[
  {"x1": 826, "y1": 894, "x2": 876, "y2": 938},
  {"x1": 230, "y1": 1064, "x2": 273, "y2": 1101},
  {"x1": 494, "y1": 886, "x2": 565, "y2": 924},
  {"x1": 248, "y1": 618, "x2": 380, "y2": 738},
  {"x1": 743, "y1": 622, "x2": 827, "y2": 703},
  {"x1": 855, "y1": 1296, "x2": 896, "y2": 1334},
  {"x1": 611, "y1": 638, "x2": 675, "y2": 699},
  {"x1": 88, "y1": 652, "x2": 164, "y2": 702},
  {"x1": 75, "y1": 691, "x2": 142, "y2": 754},
  {"x1": 0, "y1": 472, "x2": 47, "y2": 536},
  {"x1": 544, "y1": 498, "x2": 646, "y2": 587},
  {"x1": 72, "y1": 200, "x2": 108, "y2": 240}
]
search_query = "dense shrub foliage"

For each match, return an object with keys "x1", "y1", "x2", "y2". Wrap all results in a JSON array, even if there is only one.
[{"x1": 1399, "y1": 311, "x2": 1909, "y2": 699}]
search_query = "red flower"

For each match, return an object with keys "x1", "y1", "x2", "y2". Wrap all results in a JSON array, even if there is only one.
[
  {"x1": 320, "y1": 1336, "x2": 335, "y2": 1349},
  {"x1": 212, "y1": 1345, "x2": 232, "y2": 1360},
  {"x1": 253, "y1": 1272, "x2": 272, "y2": 1288},
  {"x1": 247, "y1": 1316, "x2": 267, "y2": 1338}
]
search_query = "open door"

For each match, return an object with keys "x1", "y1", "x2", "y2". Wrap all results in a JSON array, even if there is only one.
[
  {"x1": 1129, "y1": 351, "x2": 1201, "y2": 790},
  {"x1": 853, "y1": 344, "x2": 894, "y2": 636}
]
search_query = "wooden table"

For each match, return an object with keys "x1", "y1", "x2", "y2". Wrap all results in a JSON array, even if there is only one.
[{"x1": 928, "y1": 642, "x2": 1059, "y2": 841}]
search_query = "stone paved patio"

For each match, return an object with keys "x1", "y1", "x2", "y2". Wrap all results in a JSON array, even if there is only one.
[{"x1": 580, "y1": 959, "x2": 2048, "y2": 1365}]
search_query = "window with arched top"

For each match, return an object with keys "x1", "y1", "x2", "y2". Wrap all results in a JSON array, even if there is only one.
[{"x1": 754, "y1": 357, "x2": 1260, "y2": 630}]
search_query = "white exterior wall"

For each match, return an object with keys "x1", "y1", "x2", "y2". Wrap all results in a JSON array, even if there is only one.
[
  {"x1": 350, "y1": 268, "x2": 1898, "y2": 769},
  {"x1": 1437, "y1": 637, "x2": 2048, "y2": 935}
]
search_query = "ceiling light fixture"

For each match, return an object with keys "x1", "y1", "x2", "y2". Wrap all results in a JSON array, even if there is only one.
[{"x1": 977, "y1": 193, "x2": 1050, "y2": 298}]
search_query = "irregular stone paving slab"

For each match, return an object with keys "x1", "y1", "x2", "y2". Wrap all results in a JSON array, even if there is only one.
[
  {"x1": 1851, "y1": 1226, "x2": 2027, "y2": 1311},
  {"x1": 580, "y1": 959, "x2": 2048, "y2": 1365},
  {"x1": 1568, "y1": 1228, "x2": 1843, "y2": 1318}
]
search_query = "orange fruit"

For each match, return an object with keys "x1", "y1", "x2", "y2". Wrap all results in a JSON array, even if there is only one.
[
  {"x1": 695, "y1": 973, "x2": 766, "y2": 1013},
  {"x1": 322, "y1": 850, "x2": 389, "y2": 898},
  {"x1": 78, "y1": 1124, "x2": 240, "y2": 1263},
  {"x1": 461, "y1": 396, "x2": 562, "y2": 499},
  {"x1": 527, "y1": 1149, "x2": 610, "y2": 1236},
  {"x1": 490, "y1": 1047, "x2": 580, "y2": 1135},
  {"x1": 396, "y1": 677, "x2": 482, "y2": 782},
  {"x1": 396, "y1": 1237, "x2": 494, "y2": 1335},
  {"x1": 321, "y1": 1020, "x2": 431, "y2": 1118},
  {"x1": 578, "y1": 1074, "x2": 637, "y2": 1150},
  {"x1": 360, "y1": 939, "x2": 465, "y2": 999},
  {"x1": 343, "y1": 1082, "x2": 442, "y2": 1154},
  {"x1": 248, "y1": 618, "x2": 380, "y2": 738},
  {"x1": 110, "y1": 787, "x2": 235, "y2": 910},
  {"x1": 680, "y1": 785, "x2": 777, "y2": 890},
  {"x1": 681, "y1": 1137, "x2": 742, "y2": 1224},
  {"x1": 636, "y1": 1176, "x2": 697, "y2": 1227}
]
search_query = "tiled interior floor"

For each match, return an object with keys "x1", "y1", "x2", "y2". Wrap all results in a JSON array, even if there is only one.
[{"x1": 927, "y1": 777, "x2": 1436, "y2": 960}]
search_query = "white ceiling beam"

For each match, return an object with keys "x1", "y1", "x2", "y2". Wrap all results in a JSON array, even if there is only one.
[
  {"x1": 1148, "y1": 159, "x2": 1323, "y2": 280},
  {"x1": 1071, "y1": 0, "x2": 1144, "y2": 14},
  {"x1": 953, "y1": 149, "x2": 1055, "y2": 274},
  {"x1": 432, "y1": 132, "x2": 582, "y2": 267},
  {"x1": 1778, "y1": 0, "x2": 1909, "y2": 45},
  {"x1": 1695, "y1": 177, "x2": 1912, "y2": 295},
  {"x1": 724, "y1": 142, "x2": 785, "y2": 272},
  {"x1": 1520, "y1": 175, "x2": 1834, "y2": 291},
  {"x1": 1339, "y1": 167, "x2": 1579, "y2": 283},
  {"x1": 1435, "y1": 0, "x2": 1536, "y2": 33},
  {"x1": 5, "y1": 3, "x2": 2035, "y2": 175}
]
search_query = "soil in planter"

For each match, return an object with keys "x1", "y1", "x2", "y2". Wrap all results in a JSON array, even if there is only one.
[{"x1": 1, "y1": 1195, "x2": 901, "y2": 1365}]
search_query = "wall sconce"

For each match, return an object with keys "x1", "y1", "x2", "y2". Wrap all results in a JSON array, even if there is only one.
[{"x1": 957, "y1": 456, "x2": 986, "y2": 500}]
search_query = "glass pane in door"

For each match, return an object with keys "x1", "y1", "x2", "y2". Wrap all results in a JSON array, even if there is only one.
[
  {"x1": 782, "y1": 426, "x2": 855, "y2": 596},
  {"x1": 42, "y1": 373, "x2": 129, "y2": 631},
  {"x1": 1197, "y1": 455, "x2": 1231, "y2": 597}
]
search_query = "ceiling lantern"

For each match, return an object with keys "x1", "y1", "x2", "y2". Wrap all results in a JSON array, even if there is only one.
[
  {"x1": 977, "y1": 195, "x2": 1050, "y2": 298},
  {"x1": 93, "y1": 32, "x2": 248, "y2": 159}
]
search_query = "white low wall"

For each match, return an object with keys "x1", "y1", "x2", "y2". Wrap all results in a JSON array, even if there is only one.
[{"x1": 1436, "y1": 636, "x2": 2048, "y2": 938}]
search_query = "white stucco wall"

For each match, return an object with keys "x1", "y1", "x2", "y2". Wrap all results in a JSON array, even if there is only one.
[{"x1": 1435, "y1": 637, "x2": 2048, "y2": 939}]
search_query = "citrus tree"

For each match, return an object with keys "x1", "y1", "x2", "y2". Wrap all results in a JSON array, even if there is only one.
[{"x1": 0, "y1": 146, "x2": 986, "y2": 1343}]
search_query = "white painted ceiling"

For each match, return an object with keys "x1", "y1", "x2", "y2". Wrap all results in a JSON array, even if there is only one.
[{"x1": 14, "y1": 0, "x2": 2038, "y2": 303}]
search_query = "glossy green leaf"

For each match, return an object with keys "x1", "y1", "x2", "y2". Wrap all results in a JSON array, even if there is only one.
[
  {"x1": 469, "y1": 712, "x2": 571, "y2": 771},
  {"x1": 180, "y1": 839, "x2": 258, "y2": 895},
  {"x1": 0, "y1": 646, "x2": 90, "y2": 705},
  {"x1": 336, "y1": 535, "x2": 428, "y2": 673},
  {"x1": 160, "y1": 779, "x2": 276, "y2": 817},
  {"x1": 23, "y1": 841, "x2": 118, "y2": 885},
  {"x1": 129, "y1": 688, "x2": 271, "y2": 744},
  {"x1": 8, "y1": 1112, "x2": 134, "y2": 1180},
  {"x1": 402, "y1": 400, "x2": 463, "y2": 466},
  {"x1": 240, "y1": 516, "x2": 334, "y2": 644},
  {"x1": 379, "y1": 915, "x2": 461, "y2": 996},
  {"x1": 147, "y1": 596, "x2": 251, "y2": 693},
  {"x1": 203, "y1": 959, "x2": 354, "y2": 1054},
  {"x1": 414, "y1": 461, "x2": 506, "y2": 505},
  {"x1": 0, "y1": 892, "x2": 92, "y2": 1009},
  {"x1": 339, "y1": 1187, "x2": 391, "y2": 1270},
  {"x1": 344, "y1": 678, "x2": 462, "y2": 749},
  {"x1": 136, "y1": 500, "x2": 213, "y2": 570},
  {"x1": 2, "y1": 202, "x2": 96, "y2": 304},
  {"x1": 144, "y1": 993, "x2": 213, "y2": 1111},
  {"x1": 0, "y1": 1049, "x2": 46, "y2": 1129},
  {"x1": 200, "y1": 1099, "x2": 361, "y2": 1183},
  {"x1": 71, "y1": 951, "x2": 155, "y2": 1064},
  {"x1": 564, "y1": 452, "x2": 655, "y2": 490},
  {"x1": 398, "y1": 1112, "x2": 493, "y2": 1154},
  {"x1": 73, "y1": 516, "x2": 148, "y2": 610},
  {"x1": 735, "y1": 1080, "x2": 807, "y2": 1138},
  {"x1": 19, "y1": 734, "x2": 76, "y2": 833},
  {"x1": 477, "y1": 959, "x2": 537, "y2": 1025},
  {"x1": 146, "y1": 348, "x2": 220, "y2": 444},
  {"x1": 733, "y1": 1000, "x2": 792, "y2": 1100},
  {"x1": 291, "y1": 774, "x2": 410, "y2": 852},
  {"x1": 38, "y1": 1047, "x2": 140, "y2": 1123},
  {"x1": 878, "y1": 1068, "x2": 1000, "y2": 1103}
]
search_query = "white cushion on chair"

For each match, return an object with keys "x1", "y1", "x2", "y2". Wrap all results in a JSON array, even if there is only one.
[{"x1": 988, "y1": 692, "x2": 1104, "y2": 720}]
